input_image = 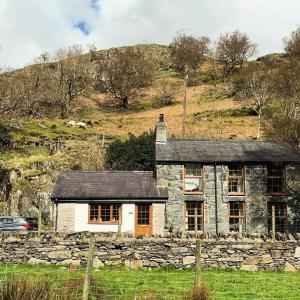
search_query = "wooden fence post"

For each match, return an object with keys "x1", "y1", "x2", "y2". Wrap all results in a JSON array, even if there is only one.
[
  {"x1": 194, "y1": 206, "x2": 198, "y2": 238},
  {"x1": 272, "y1": 205, "x2": 276, "y2": 240},
  {"x1": 195, "y1": 239, "x2": 201, "y2": 289},
  {"x1": 118, "y1": 206, "x2": 122, "y2": 237},
  {"x1": 82, "y1": 238, "x2": 95, "y2": 300}
]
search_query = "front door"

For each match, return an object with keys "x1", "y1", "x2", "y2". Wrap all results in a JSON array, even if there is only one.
[{"x1": 135, "y1": 203, "x2": 152, "y2": 236}]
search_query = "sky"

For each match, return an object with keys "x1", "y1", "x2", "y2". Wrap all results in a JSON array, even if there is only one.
[{"x1": 0, "y1": 0, "x2": 299, "y2": 68}]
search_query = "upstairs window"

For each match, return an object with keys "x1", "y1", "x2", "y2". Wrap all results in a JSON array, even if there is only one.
[
  {"x1": 228, "y1": 164, "x2": 245, "y2": 195},
  {"x1": 89, "y1": 203, "x2": 121, "y2": 224},
  {"x1": 184, "y1": 164, "x2": 203, "y2": 193},
  {"x1": 267, "y1": 164, "x2": 285, "y2": 195},
  {"x1": 185, "y1": 201, "x2": 203, "y2": 231},
  {"x1": 229, "y1": 202, "x2": 245, "y2": 232}
]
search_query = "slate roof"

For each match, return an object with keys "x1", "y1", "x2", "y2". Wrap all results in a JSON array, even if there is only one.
[
  {"x1": 156, "y1": 140, "x2": 300, "y2": 163},
  {"x1": 52, "y1": 171, "x2": 168, "y2": 202}
]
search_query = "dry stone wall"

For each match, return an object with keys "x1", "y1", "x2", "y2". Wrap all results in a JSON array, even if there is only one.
[{"x1": 0, "y1": 233, "x2": 300, "y2": 271}]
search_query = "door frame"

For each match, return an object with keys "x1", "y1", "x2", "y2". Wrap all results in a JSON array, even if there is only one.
[{"x1": 135, "y1": 203, "x2": 153, "y2": 237}]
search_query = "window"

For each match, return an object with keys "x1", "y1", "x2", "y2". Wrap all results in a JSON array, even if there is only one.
[
  {"x1": 267, "y1": 164, "x2": 285, "y2": 195},
  {"x1": 228, "y1": 164, "x2": 244, "y2": 195},
  {"x1": 229, "y1": 202, "x2": 245, "y2": 232},
  {"x1": 184, "y1": 164, "x2": 203, "y2": 193},
  {"x1": 267, "y1": 202, "x2": 287, "y2": 233},
  {"x1": 185, "y1": 201, "x2": 203, "y2": 231},
  {"x1": 88, "y1": 203, "x2": 121, "y2": 224},
  {"x1": 137, "y1": 204, "x2": 151, "y2": 225}
]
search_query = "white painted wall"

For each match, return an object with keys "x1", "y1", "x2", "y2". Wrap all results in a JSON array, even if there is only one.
[{"x1": 74, "y1": 203, "x2": 135, "y2": 233}]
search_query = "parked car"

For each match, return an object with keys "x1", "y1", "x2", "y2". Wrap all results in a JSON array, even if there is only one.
[{"x1": 0, "y1": 216, "x2": 37, "y2": 231}]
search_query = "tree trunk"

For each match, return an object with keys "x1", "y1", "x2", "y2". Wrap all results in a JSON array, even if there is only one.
[
  {"x1": 182, "y1": 68, "x2": 188, "y2": 138},
  {"x1": 122, "y1": 96, "x2": 128, "y2": 109},
  {"x1": 257, "y1": 113, "x2": 261, "y2": 140}
]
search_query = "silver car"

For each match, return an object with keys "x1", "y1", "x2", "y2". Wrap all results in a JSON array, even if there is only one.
[{"x1": 0, "y1": 216, "x2": 31, "y2": 231}]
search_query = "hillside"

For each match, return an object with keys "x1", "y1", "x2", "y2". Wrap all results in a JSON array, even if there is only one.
[{"x1": 0, "y1": 43, "x2": 281, "y2": 217}]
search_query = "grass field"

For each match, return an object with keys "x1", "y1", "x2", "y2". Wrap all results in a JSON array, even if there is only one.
[{"x1": 0, "y1": 264, "x2": 299, "y2": 299}]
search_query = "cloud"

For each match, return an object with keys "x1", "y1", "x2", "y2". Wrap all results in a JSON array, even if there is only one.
[{"x1": 0, "y1": 0, "x2": 299, "y2": 68}]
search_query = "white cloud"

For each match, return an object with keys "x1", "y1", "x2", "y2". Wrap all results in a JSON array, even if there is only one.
[{"x1": 0, "y1": 0, "x2": 299, "y2": 68}]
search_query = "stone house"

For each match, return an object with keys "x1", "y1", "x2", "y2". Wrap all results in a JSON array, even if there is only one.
[{"x1": 52, "y1": 115, "x2": 300, "y2": 236}]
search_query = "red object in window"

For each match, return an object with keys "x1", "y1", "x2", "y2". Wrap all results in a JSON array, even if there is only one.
[{"x1": 23, "y1": 223, "x2": 30, "y2": 229}]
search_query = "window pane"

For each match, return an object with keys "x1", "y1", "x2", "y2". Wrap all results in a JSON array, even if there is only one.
[
  {"x1": 228, "y1": 178, "x2": 244, "y2": 193},
  {"x1": 229, "y1": 202, "x2": 245, "y2": 232},
  {"x1": 267, "y1": 178, "x2": 284, "y2": 193},
  {"x1": 112, "y1": 205, "x2": 120, "y2": 222},
  {"x1": 138, "y1": 204, "x2": 150, "y2": 225},
  {"x1": 100, "y1": 204, "x2": 111, "y2": 222},
  {"x1": 267, "y1": 202, "x2": 287, "y2": 233},
  {"x1": 185, "y1": 165, "x2": 201, "y2": 176},
  {"x1": 89, "y1": 204, "x2": 99, "y2": 222},
  {"x1": 185, "y1": 177, "x2": 202, "y2": 192}
]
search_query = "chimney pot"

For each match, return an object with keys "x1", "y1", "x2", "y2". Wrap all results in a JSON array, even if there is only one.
[{"x1": 159, "y1": 114, "x2": 164, "y2": 123}]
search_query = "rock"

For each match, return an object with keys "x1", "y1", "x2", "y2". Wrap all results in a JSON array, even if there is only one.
[
  {"x1": 130, "y1": 260, "x2": 143, "y2": 269},
  {"x1": 76, "y1": 122, "x2": 86, "y2": 128},
  {"x1": 271, "y1": 250, "x2": 281, "y2": 258},
  {"x1": 67, "y1": 120, "x2": 76, "y2": 127},
  {"x1": 241, "y1": 265, "x2": 258, "y2": 271},
  {"x1": 4, "y1": 236, "x2": 19, "y2": 243},
  {"x1": 28, "y1": 258, "x2": 49, "y2": 265},
  {"x1": 232, "y1": 244, "x2": 254, "y2": 250},
  {"x1": 93, "y1": 257, "x2": 104, "y2": 268},
  {"x1": 171, "y1": 247, "x2": 189, "y2": 253},
  {"x1": 284, "y1": 262, "x2": 296, "y2": 272},
  {"x1": 125, "y1": 260, "x2": 131, "y2": 268},
  {"x1": 58, "y1": 259, "x2": 80, "y2": 267},
  {"x1": 294, "y1": 247, "x2": 300, "y2": 258},
  {"x1": 48, "y1": 250, "x2": 72, "y2": 260},
  {"x1": 261, "y1": 254, "x2": 273, "y2": 264},
  {"x1": 244, "y1": 256, "x2": 258, "y2": 265},
  {"x1": 183, "y1": 256, "x2": 195, "y2": 265},
  {"x1": 38, "y1": 123, "x2": 48, "y2": 129}
]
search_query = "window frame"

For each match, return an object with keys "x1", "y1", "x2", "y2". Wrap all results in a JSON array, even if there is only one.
[
  {"x1": 228, "y1": 201, "x2": 246, "y2": 232},
  {"x1": 184, "y1": 201, "x2": 204, "y2": 232},
  {"x1": 183, "y1": 164, "x2": 204, "y2": 194},
  {"x1": 267, "y1": 164, "x2": 286, "y2": 196},
  {"x1": 88, "y1": 203, "x2": 121, "y2": 224},
  {"x1": 228, "y1": 164, "x2": 245, "y2": 196},
  {"x1": 267, "y1": 202, "x2": 287, "y2": 233}
]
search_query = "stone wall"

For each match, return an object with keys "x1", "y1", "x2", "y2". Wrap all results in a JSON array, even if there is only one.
[
  {"x1": 156, "y1": 163, "x2": 300, "y2": 235},
  {"x1": 1, "y1": 233, "x2": 300, "y2": 271}
]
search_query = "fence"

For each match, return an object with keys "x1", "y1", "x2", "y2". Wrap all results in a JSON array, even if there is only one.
[{"x1": 0, "y1": 239, "x2": 299, "y2": 300}]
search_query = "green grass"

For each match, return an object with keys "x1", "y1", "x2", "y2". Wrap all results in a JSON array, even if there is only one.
[{"x1": 0, "y1": 264, "x2": 299, "y2": 299}]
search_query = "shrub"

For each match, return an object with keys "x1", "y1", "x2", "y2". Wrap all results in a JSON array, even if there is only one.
[
  {"x1": 154, "y1": 78, "x2": 182, "y2": 105},
  {"x1": 105, "y1": 131, "x2": 155, "y2": 171},
  {"x1": 184, "y1": 285, "x2": 211, "y2": 300},
  {"x1": 0, "y1": 122, "x2": 12, "y2": 150}
]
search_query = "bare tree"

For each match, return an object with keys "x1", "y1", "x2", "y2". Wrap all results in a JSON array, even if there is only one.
[
  {"x1": 169, "y1": 33, "x2": 210, "y2": 73},
  {"x1": 284, "y1": 26, "x2": 300, "y2": 58},
  {"x1": 95, "y1": 47, "x2": 154, "y2": 109},
  {"x1": 264, "y1": 62, "x2": 300, "y2": 147},
  {"x1": 154, "y1": 78, "x2": 182, "y2": 105},
  {"x1": 215, "y1": 31, "x2": 257, "y2": 77},
  {"x1": 234, "y1": 64, "x2": 273, "y2": 139}
]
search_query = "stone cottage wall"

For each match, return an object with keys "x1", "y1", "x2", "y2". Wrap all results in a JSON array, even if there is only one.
[
  {"x1": 156, "y1": 163, "x2": 300, "y2": 235},
  {"x1": 1, "y1": 233, "x2": 299, "y2": 271}
]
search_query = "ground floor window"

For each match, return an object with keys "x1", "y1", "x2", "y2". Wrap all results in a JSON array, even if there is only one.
[
  {"x1": 267, "y1": 202, "x2": 287, "y2": 233},
  {"x1": 229, "y1": 202, "x2": 245, "y2": 232},
  {"x1": 185, "y1": 201, "x2": 203, "y2": 231},
  {"x1": 88, "y1": 203, "x2": 121, "y2": 224},
  {"x1": 137, "y1": 203, "x2": 151, "y2": 225}
]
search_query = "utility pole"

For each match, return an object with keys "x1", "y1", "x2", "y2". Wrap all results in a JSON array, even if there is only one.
[{"x1": 182, "y1": 66, "x2": 188, "y2": 138}]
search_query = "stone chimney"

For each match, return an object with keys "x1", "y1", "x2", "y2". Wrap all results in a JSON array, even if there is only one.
[{"x1": 155, "y1": 114, "x2": 167, "y2": 143}]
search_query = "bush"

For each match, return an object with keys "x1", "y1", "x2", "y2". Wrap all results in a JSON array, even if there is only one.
[
  {"x1": 105, "y1": 131, "x2": 155, "y2": 171},
  {"x1": 154, "y1": 78, "x2": 182, "y2": 105},
  {"x1": 184, "y1": 285, "x2": 211, "y2": 300},
  {"x1": 0, "y1": 122, "x2": 12, "y2": 150}
]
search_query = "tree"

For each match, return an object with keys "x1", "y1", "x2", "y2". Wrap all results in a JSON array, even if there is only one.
[
  {"x1": 105, "y1": 131, "x2": 155, "y2": 171},
  {"x1": 169, "y1": 33, "x2": 210, "y2": 73},
  {"x1": 264, "y1": 62, "x2": 300, "y2": 147},
  {"x1": 154, "y1": 78, "x2": 182, "y2": 105},
  {"x1": 95, "y1": 47, "x2": 154, "y2": 109},
  {"x1": 215, "y1": 31, "x2": 257, "y2": 77},
  {"x1": 284, "y1": 26, "x2": 300, "y2": 58},
  {"x1": 234, "y1": 64, "x2": 273, "y2": 139},
  {"x1": 0, "y1": 122, "x2": 12, "y2": 150}
]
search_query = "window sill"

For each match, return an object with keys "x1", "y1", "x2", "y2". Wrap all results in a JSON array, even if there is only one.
[
  {"x1": 228, "y1": 193, "x2": 245, "y2": 196},
  {"x1": 88, "y1": 222, "x2": 120, "y2": 225},
  {"x1": 184, "y1": 191, "x2": 204, "y2": 195}
]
